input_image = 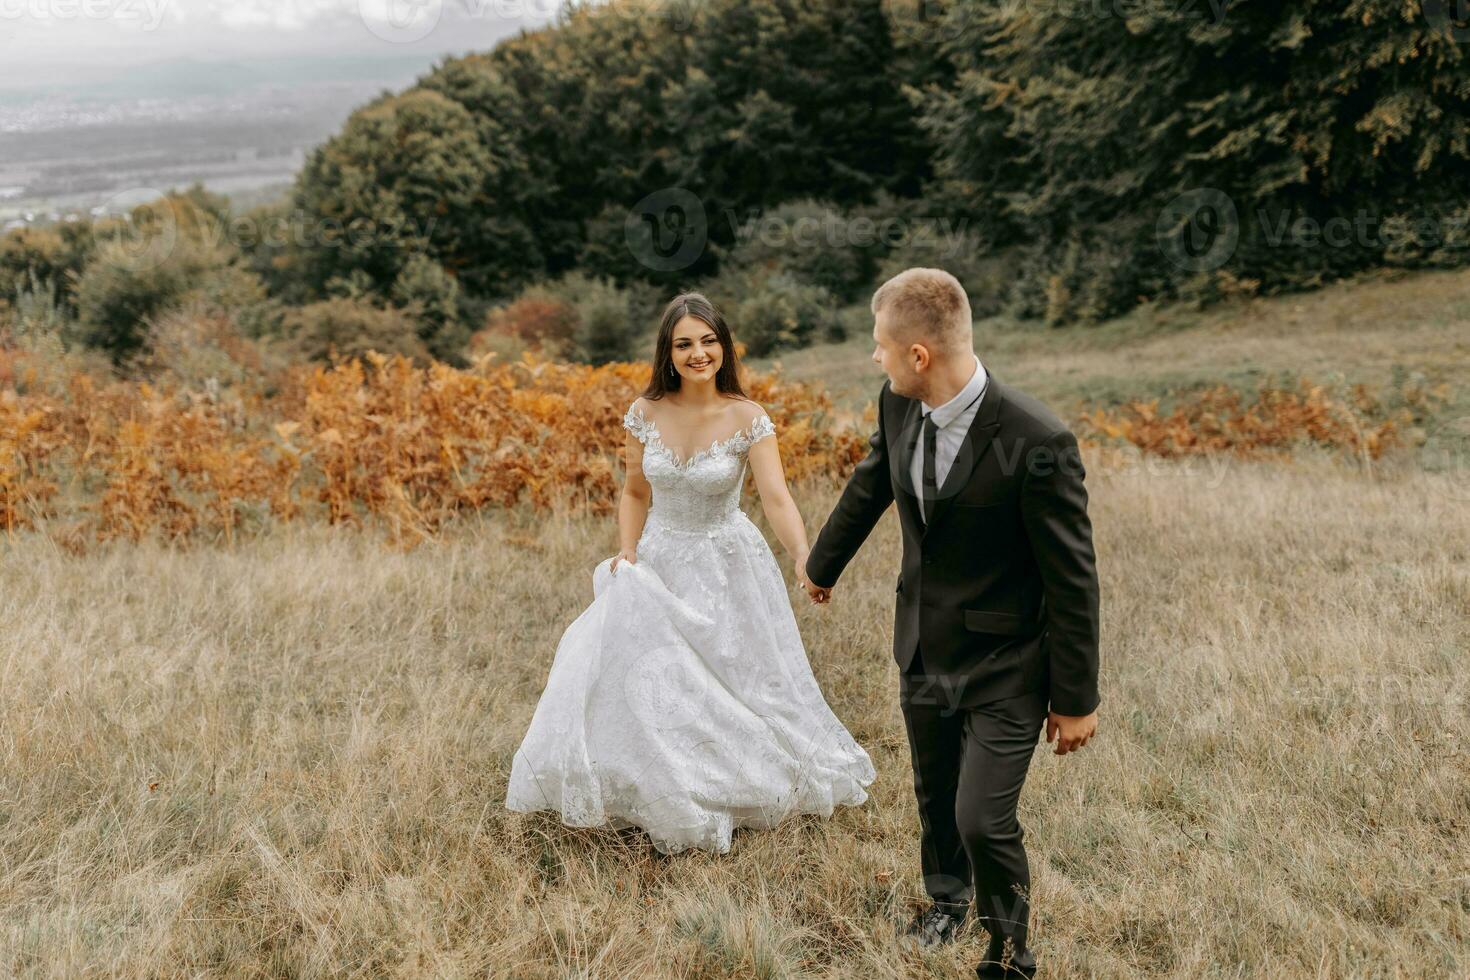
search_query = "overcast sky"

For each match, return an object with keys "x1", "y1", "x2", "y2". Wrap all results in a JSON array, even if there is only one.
[{"x1": 0, "y1": 0, "x2": 567, "y2": 89}]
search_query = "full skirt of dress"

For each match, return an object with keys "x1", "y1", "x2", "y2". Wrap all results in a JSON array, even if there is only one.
[{"x1": 504, "y1": 511, "x2": 876, "y2": 854}]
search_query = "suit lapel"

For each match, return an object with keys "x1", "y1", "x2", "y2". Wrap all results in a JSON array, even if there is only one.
[
  {"x1": 920, "y1": 373, "x2": 1003, "y2": 540},
  {"x1": 892, "y1": 396, "x2": 924, "y2": 531}
]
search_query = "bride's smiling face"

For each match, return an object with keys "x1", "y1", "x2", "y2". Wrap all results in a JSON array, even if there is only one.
[{"x1": 671, "y1": 316, "x2": 723, "y2": 381}]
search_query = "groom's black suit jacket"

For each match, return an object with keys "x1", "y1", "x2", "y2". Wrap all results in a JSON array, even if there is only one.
[{"x1": 806, "y1": 373, "x2": 1101, "y2": 716}]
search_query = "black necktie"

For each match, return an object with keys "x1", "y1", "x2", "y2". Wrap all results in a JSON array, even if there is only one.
[
  {"x1": 921, "y1": 411, "x2": 938, "y2": 526},
  {"x1": 920, "y1": 382, "x2": 986, "y2": 525}
]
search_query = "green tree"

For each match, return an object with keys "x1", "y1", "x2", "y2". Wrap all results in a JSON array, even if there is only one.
[
  {"x1": 292, "y1": 87, "x2": 538, "y2": 302},
  {"x1": 918, "y1": 0, "x2": 1470, "y2": 322},
  {"x1": 291, "y1": 0, "x2": 935, "y2": 302}
]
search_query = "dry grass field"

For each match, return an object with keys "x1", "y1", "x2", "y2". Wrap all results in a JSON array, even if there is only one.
[
  {"x1": 3, "y1": 269, "x2": 1469, "y2": 977},
  {"x1": 4, "y1": 459, "x2": 1466, "y2": 978}
]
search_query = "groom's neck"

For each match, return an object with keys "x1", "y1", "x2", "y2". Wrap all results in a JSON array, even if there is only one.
[{"x1": 919, "y1": 353, "x2": 978, "y2": 408}]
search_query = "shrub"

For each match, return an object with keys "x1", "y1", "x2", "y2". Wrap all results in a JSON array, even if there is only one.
[
  {"x1": 71, "y1": 192, "x2": 278, "y2": 364},
  {"x1": 2, "y1": 271, "x2": 76, "y2": 350},
  {"x1": 1006, "y1": 229, "x2": 1142, "y2": 326},
  {"x1": 392, "y1": 254, "x2": 469, "y2": 366},
  {"x1": 0, "y1": 228, "x2": 66, "y2": 305},
  {"x1": 72, "y1": 239, "x2": 194, "y2": 364},
  {"x1": 702, "y1": 266, "x2": 842, "y2": 357},
  {"x1": 553, "y1": 271, "x2": 645, "y2": 364},
  {"x1": 0, "y1": 346, "x2": 874, "y2": 543},
  {"x1": 137, "y1": 307, "x2": 290, "y2": 393},
  {"x1": 476, "y1": 290, "x2": 578, "y2": 355},
  {"x1": 282, "y1": 298, "x2": 430, "y2": 365},
  {"x1": 472, "y1": 271, "x2": 647, "y2": 365}
]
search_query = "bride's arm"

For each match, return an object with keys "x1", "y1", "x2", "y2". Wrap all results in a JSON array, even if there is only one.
[
  {"x1": 747, "y1": 435, "x2": 812, "y2": 585},
  {"x1": 617, "y1": 430, "x2": 652, "y2": 560}
]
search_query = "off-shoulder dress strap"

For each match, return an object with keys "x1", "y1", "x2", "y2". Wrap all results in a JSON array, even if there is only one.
[
  {"x1": 733, "y1": 411, "x2": 776, "y2": 453},
  {"x1": 622, "y1": 399, "x2": 657, "y2": 445}
]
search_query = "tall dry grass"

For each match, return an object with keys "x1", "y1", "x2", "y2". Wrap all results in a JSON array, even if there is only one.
[{"x1": 3, "y1": 452, "x2": 1466, "y2": 978}]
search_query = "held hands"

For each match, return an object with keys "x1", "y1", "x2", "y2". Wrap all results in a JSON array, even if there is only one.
[
  {"x1": 1046, "y1": 710, "x2": 1098, "y2": 756},
  {"x1": 795, "y1": 551, "x2": 831, "y2": 604}
]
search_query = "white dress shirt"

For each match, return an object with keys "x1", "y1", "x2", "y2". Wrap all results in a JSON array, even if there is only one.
[{"x1": 909, "y1": 353, "x2": 987, "y2": 522}]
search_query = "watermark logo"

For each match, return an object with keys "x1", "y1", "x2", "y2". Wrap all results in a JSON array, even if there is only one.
[
  {"x1": 901, "y1": 669, "x2": 969, "y2": 717},
  {"x1": 94, "y1": 187, "x2": 177, "y2": 273},
  {"x1": 1042, "y1": 0, "x2": 1229, "y2": 23},
  {"x1": 1255, "y1": 206, "x2": 1470, "y2": 252},
  {"x1": 1423, "y1": 0, "x2": 1470, "y2": 43},
  {"x1": 621, "y1": 643, "x2": 710, "y2": 731},
  {"x1": 359, "y1": 0, "x2": 442, "y2": 44},
  {"x1": 1157, "y1": 187, "x2": 1239, "y2": 272},
  {"x1": 1423, "y1": 416, "x2": 1470, "y2": 502},
  {"x1": 626, "y1": 0, "x2": 697, "y2": 32},
  {"x1": 624, "y1": 187, "x2": 708, "y2": 273},
  {"x1": 885, "y1": 0, "x2": 970, "y2": 43},
  {"x1": 890, "y1": 427, "x2": 1093, "y2": 505},
  {"x1": 1289, "y1": 673, "x2": 1468, "y2": 710},
  {"x1": 723, "y1": 210, "x2": 976, "y2": 257}
]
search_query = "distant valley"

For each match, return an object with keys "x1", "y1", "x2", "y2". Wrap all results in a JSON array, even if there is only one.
[{"x1": 0, "y1": 55, "x2": 437, "y2": 226}]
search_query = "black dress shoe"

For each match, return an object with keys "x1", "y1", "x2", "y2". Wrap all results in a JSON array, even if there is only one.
[
  {"x1": 903, "y1": 903, "x2": 969, "y2": 949},
  {"x1": 976, "y1": 935, "x2": 1037, "y2": 978}
]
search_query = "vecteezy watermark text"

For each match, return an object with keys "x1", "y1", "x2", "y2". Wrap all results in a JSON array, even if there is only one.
[
  {"x1": 1158, "y1": 189, "x2": 1470, "y2": 272},
  {"x1": 0, "y1": 0, "x2": 169, "y2": 30}
]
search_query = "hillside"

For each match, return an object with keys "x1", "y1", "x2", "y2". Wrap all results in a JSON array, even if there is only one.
[{"x1": 749, "y1": 265, "x2": 1470, "y2": 420}]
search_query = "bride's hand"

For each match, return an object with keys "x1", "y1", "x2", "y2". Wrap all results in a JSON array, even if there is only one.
[
  {"x1": 793, "y1": 549, "x2": 810, "y2": 588},
  {"x1": 611, "y1": 549, "x2": 636, "y2": 573}
]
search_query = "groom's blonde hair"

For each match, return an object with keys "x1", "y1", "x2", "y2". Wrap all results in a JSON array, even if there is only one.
[{"x1": 871, "y1": 268, "x2": 972, "y2": 357}]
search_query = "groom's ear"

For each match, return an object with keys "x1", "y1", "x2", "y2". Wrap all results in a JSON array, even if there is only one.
[{"x1": 908, "y1": 343, "x2": 930, "y2": 372}]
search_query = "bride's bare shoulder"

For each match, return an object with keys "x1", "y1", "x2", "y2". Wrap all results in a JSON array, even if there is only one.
[
  {"x1": 724, "y1": 396, "x2": 767, "y2": 424},
  {"x1": 629, "y1": 395, "x2": 662, "y2": 420}
]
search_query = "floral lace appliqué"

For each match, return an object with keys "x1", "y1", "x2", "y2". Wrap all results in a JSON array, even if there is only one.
[{"x1": 622, "y1": 402, "x2": 775, "y2": 469}]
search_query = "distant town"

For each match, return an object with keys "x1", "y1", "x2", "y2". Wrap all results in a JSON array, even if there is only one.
[{"x1": 1, "y1": 55, "x2": 436, "y2": 229}]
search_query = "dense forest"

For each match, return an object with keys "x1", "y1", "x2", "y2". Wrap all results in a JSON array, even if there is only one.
[{"x1": 3, "y1": 0, "x2": 1467, "y2": 372}]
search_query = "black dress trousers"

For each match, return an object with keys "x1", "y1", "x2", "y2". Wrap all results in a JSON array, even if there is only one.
[{"x1": 898, "y1": 641, "x2": 1048, "y2": 952}]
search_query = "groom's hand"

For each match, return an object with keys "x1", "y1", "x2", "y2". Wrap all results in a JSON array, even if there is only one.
[
  {"x1": 1046, "y1": 710, "x2": 1097, "y2": 755},
  {"x1": 800, "y1": 554, "x2": 831, "y2": 604}
]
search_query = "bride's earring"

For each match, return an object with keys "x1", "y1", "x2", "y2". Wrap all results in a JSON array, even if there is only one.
[{"x1": 669, "y1": 363, "x2": 676, "y2": 378}]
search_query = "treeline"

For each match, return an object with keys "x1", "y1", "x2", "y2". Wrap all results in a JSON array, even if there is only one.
[{"x1": 3, "y1": 0, "x2": 1467, "y2": 375}]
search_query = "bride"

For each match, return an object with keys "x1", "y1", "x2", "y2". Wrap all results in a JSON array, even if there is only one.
[{"x1": 505, "y1": 292, "x2": 876, "y2": 854}]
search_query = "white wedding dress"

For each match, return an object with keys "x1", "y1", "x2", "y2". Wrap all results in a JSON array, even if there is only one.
[{"x1": 504, "y1": 400, "x2": 876, "y2": 854}]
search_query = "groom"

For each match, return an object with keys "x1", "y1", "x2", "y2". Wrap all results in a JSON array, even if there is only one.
[{"x1": 803, "y1": 268, "x2": 1100, "y2": 978}]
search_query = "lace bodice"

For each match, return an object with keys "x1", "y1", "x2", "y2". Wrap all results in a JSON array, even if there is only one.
[{"x1": 622, "y1": 400, "x2": 776, "y2": 532}]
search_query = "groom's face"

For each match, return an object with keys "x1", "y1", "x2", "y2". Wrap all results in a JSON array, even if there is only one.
[{"x1": 872, "y1": 310, "x2": 925, "y2": 399}]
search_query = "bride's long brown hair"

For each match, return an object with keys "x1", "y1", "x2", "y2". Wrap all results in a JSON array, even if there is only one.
[{"x1": 638, "y1": 292, "x2": 748, "y2": 402}]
